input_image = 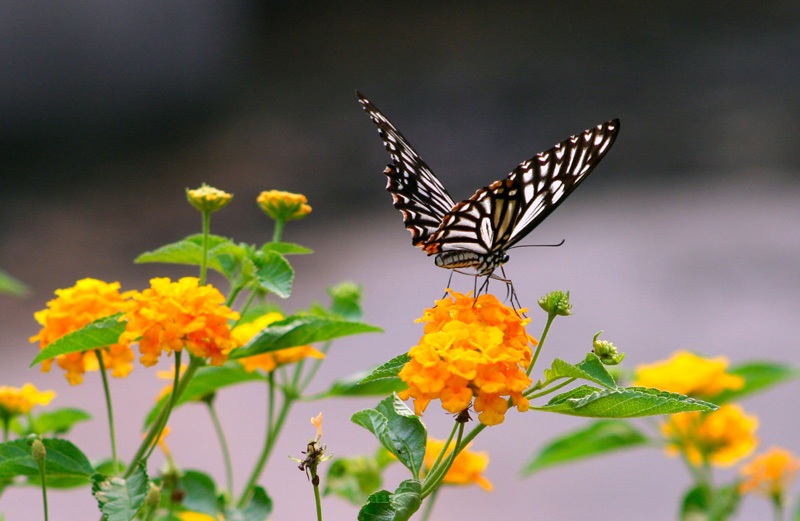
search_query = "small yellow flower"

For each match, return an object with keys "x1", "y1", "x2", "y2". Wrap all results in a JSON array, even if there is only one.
[
  {"x1": 739, "y1": 447, "x2": 800, "y2": 498},
  {"x1": 662, "y1": 404, "x2": 759, "y2": 467},
  {"x1": 178, "y1": 512, "x2": 220, "y2": 521},
  {"x1": 257, "y1": 190, "x2": 312, "y2": 221},
  {"x1": 186, "y1": 184, "x2": 233, "y2": 213},
  {"x1": 423, "y1": 438, "x2": 492, "y2": 491},
  {"x1": 398, "y1": 291, "x2": 535, "y2": 426},
  {"x1": 120, "y1": 278, "x2": 240, "y2": 367},
  {"x1": 634, "y1": 350, "x2": 744, "y2": 399},
  {"x1": 231, "y1": 312, "x2": 324, "y2": 373},
  {"x1": 0, "y1": 384, "x2": 56, "y2": 417},
  {"x1": 30, "y1": 278, "x2": 136, "y2": 384}
]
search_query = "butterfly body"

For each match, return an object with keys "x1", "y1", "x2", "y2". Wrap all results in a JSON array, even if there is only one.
[{"x1": 358, "y1": 92, "x2": 619, "y2": 281}]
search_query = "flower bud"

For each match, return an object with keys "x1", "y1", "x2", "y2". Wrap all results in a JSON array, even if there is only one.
[
  {"x1": 31, "y1": 438, "x2": 46, "y2": 467},
  {"x1": 186, "y1": 184, "x2": 233, "y2": 213},
  {"x1": 145, "y1": 482, "x2": 161, "y2": 510},
  {"x1": 537, "y1": 290, "x2": 573, "y2": 317},
  {"x1": 257, "y1": 190, "x2": 312, "y2": 221},
  {"x1": 592, "y1": 331, "x2": 625, "y2": 365}
]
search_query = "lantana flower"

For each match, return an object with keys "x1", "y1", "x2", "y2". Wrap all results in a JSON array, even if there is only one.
[
  {"x1": 186, "y1": 184, "x2": 232, "y2": 213},
  {"x1": 0, "y1": 384, "x2": 56, "y2": 418},
  {"x1": 231, "y1": 312, "x2": 324, "y2": 373},
  {"x1": 424, "y1": 438, "x2": 492, "y2": 490},
  {"x1": 633, "y1": 350, "x2": 744, "y2": 399},
  {"x1": 30, "y1": 278, "x2": 136, "y2": 384},
  {"x1": 662, "y1": 404, "x2": 759, "y2": 467},
  {"x1": 398, "y1": 291, "x2": 535, "y2": 426},
  {"x1": 120, "y1": 277, "x2": 240, "y2": 367},
  {"x1": 257, "y1": 190, "x2": 312, "y2": 221},
  {"x1": 739, "y1": 447, "x2": 800, "y2": 499}
]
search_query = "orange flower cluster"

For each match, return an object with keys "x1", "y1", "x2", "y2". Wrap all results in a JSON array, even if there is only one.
[
  {"x1": 739, "y1": 447, "x2": 800, "y2": 498},
  {"x1": 662, "y1": 404, "x2": 759, "y2": 467},
  {"x1": 257, "y1": 190, "x2": 312, "y2": 222},
  {"x1": 120, "y1": 277, "x2": 240, "y2": 367},
  {"x1": 30, "y1": 278, "x2": 135, "y2": 384},
  {"x1": 0, "y1": 384, "x2": 55, "y2": 417},
  {"x1": 398, "y1": 291, "x2": 535, "y2": 426},
  {"x1": 634, "y1": 350, "x2": 744, "y2": 399},
  {"x1": 424, "y1": 438, "x2": 492, "y2": 490},
  {"x1": 231, "y1": 312, "x2": 324, "y2": 372}
]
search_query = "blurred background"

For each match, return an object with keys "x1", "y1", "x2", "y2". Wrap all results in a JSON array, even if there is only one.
[{"x1": 1, "y1": 2, "x2": 799, "y2": 520}]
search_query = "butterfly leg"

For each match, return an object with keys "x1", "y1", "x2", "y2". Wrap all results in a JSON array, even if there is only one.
[{"x1": 442, "y1": 270, "x2": 456, "y2": 299}]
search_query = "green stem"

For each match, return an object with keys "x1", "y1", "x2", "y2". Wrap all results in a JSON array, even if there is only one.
[
  {"x1": 272, "y1": 218, "x2": 285, "y2": 243},
  {"x1": 771, "y1": 493, "x2": 785, "y2": 521},
  {"x1": 421, "y1": 423, "x2": 464, "y2": 499},
  {"x1": 2, "y1": 417, "x2": 8, "y2": 442},
  {"x1": 143, "y1": 351, "x2": 184, "y2": 462},
  {"x1": 38, "y1": 452, "x2": 48, "y2": 521},
  {"x1": 125, "y1": 354, "x2": 202, "y2": 478},
  {"x1": 206, "y1": 400, "x2": 234, "y2": 495},
  {"x1": 527, "y1": 313, "x2": 555, "y2": 376},
  {"x1": 420, "y1": 486, "x2": 440, "y2": 521},
  {"x1": 232, "y1": 289, "x2": 258, "y2": 322},
  {"x1": 425, "y1": 422, "x2": 459, "y2": 481},
  {"x1": 524, "y1": 378, "x2": 576, "y2": 400},
  {"x1": 200, "y1": 211, "x2": 211, "y2": 285},
  {"x1": 312, "y1": 471, "x2": 323, "y2": 521},
  {"x1": 94, "y1": 350, "x2": 119, "y2": 476},
  {"x1": 298, "y1": 341, "x2": 333, "y2": 392},
  {"x1": 238, "y1": 375, "x2": 293, "y2": 507}
]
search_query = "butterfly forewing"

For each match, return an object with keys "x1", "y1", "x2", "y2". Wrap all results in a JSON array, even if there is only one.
[
  {"x1": 424, "y1": 119, "x2": 620, "y2": 255},
  {"x1": 357, "y1": 92, "x2": 456, "y2": 246}
]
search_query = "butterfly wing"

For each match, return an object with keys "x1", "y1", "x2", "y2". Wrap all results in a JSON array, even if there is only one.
[
  {"x1": 424, "y1": 119, "x2": 620, "y2": 256},
  {"x1": 358, "y1": 92, "x2": 456, "y2": 247}
]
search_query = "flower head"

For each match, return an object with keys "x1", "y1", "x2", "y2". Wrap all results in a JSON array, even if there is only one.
[
  {"x1": 634, "y1": 350, "x2": 744, "y2": 399},
  {"x1": 0, "y1": 384, "x2": 55, "y2": 418},
  {"x1": 424, "y1": 438, "x2": 492, "y2": 491},
  {"x1": 186, "y1": 184, "x2": 232, "y2": 213},
  {"x1": 120, "y1": 278, "x2": 240, "y2": 367},
  {"x1": 739, "y1": 447, "x2": 800, "y2": 499},
  {"x1": 30, "y1": 278, "x2": 136, "y2": 384},
  {"x1": 398, "y1": 291, "x2": 535, "y2": 426},
  {"x1": 257, "y1": 190, "x2": 312, "y2": 221},
  {"x1": 231, "y1": 312, "x2": 324, "y2": 373},
  {"x1": 662, "y1": 404, "x2": 759, "y2": 467},
  {"x1": 538, "y1": 290, "x2": 572, "y2": 317},
  {"x1": 592, "y1": 331, "x2": 625, "y2": 365}
]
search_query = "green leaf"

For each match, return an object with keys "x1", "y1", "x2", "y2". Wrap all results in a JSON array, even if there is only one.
[
  {"x1": 228, "y1": 315, "x2": 382, "y2": 360},
  {"x1": 24, "y1": 408, "x2": 92, "y2": 436},
  {"x1": 253, "y1": 251, "x2": 294, "y2": 298},
  {"x1": 357, "y1": 480, "x2": 422, "y2": 521},
  {"x1": 144, "y1": 363, "x2": 265, "y2": 428},
  {"x1": 92, "y1": 462, "x2": 148, "y2": 521},
  {"x1": 360, "y1": 354, "x2": 411, "y2": 385},
  {"x1": 0, "y1": 267, "x2": 29, "y2": 296},
  {"x1": 223, "y1": 486, "x2": 272, "y2": 521},
  {"x1": 680, "y1": 483, "x2": 741, "y2": 521},
  {"x1": 179, "y1": 470, "x2": 219, "y2": 516},
  {"x1": 135, "y1": 234, "x2": 233, "y2": 270},
  {"x1": 0, "y1": 439, "x2": 94, "y2": 479},
  {"x1": 319, "y1": 370, "x2": 406, "y2": 399},
  {"x1": 713, "y1": 361, "x2": 800, "y2": 404},
  {"x1": 351, "y1": 395, "x2": 426, "y2": 479},
  {"x1": 544, "y1": 354, "x2": 617, "y2": 389},
  {"x1": 521, "y1": 420, "x2": 650, "y2": 476},
  {"x1": 30, "y1": 314, "x2": 126, "y2": 367},
  {"x1": 325, "y1": 449, "x2": 393, "y2": 505},
  {"x1": 532, "y1": 385, "x2": 718, "y2": 418},
  {"x1": 262, "y1": 242, "x2": 313, "y2": 255}
]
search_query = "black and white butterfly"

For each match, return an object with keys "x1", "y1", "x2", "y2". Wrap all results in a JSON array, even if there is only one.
[{"x1": 357, "y1": 92, "x2": 619, "y2": 289}]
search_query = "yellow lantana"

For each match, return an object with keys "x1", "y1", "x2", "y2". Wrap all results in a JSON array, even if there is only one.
[
  {"x1": 257, "y1": 190, "x2": 312, "y2": 221},
  {"x1": 739, "y1": 447, "x2": 800, "y2": 498},
  {"x1": 398, "y1": 291, "x2": 535, "y2": 426},
  {"x1": 30, "y1": 278, "x2": 136, "y2": 384},
  {"x1": 0, "y1": 384, "x2": 56, "y2": 417},
  {"x1": 634, "y1": 350, "x2": 744, "y2": 399},
  {"x1": 186, "y1": 184, "x2": 232, "y2": 213},
  {"x1": 231, "y1": 312, "x2": 324, "y2": 373},
  {"x1": 178, "y1": 512, "x2": 220, "y2": 521},
  {"x1": 424, "y1": 438, "x2": 492, "y2": 491},
  {"x1": 662, "y1": 404, "x2": 759, "y2": 467},
  {"x1": 120, "y1": 278, "x2": 240, "y2": 367}
]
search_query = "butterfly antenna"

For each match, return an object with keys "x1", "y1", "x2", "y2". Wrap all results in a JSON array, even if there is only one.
[{"x1": 509, "y1": 239, "x2": 565, "y2": 249}]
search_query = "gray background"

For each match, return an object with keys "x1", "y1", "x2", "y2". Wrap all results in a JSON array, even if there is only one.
[{"x1": 1, "y1": 3, "x2": 799, "y2": 520}]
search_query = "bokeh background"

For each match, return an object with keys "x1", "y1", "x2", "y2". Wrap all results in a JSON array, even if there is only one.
[{"x1": 2, "y1": 3, "x2": 799, "y2": 520}]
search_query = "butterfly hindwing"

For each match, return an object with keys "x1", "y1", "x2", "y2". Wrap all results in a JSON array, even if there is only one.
[{"x1": 357, "y1": 92, "x2": 456, "y2": 246}]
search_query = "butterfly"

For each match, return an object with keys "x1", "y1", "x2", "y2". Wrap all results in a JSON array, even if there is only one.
[{"x1": 357, "y1": 91, "x2": 619, "y2": 289}]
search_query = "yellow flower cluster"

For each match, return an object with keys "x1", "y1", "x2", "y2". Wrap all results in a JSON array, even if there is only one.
[
  {"x1": 120, "y1": 277, "x2": 240, "y2": 367},
  {"x1": 739, "y1": 447, "x2": 800, "y2": 497},
  {"x1": 634, "y1": 350, "x2": 744, "y2": 399},
  {"x1": 424, "y1": 438, "x2": 492, "y2": 490},
  {"x1": 0, "y1": 384, "x2": 55, "y2": 417},
  {"x1": 186, "y1": 184, "x2": 232, "y2": 213},
  {"x1": 30, "y1": 278, "x2": 136, "y2": 384},
  {"x1": 662, "y1": 404, "x2": 759, "y2": 467},
  {"x1": 398, "y1": 291, "x2": 535, "y2": 426},
  {"x1": 231, "y1": 312, "x2": 324, "y2": 372},
  {"x1": 257, "y1": 190, "x2": 312, "y2": 221}
]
